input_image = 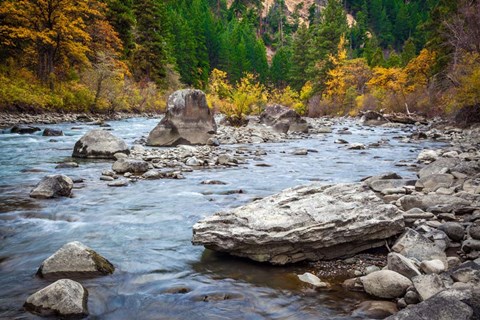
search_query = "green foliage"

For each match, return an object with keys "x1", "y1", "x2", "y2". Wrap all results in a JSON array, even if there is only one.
[{"x1": 132, "y1": 0, "x2": 172, "y2": 87}]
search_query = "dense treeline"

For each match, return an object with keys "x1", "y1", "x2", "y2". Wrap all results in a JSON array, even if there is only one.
[{"x1": 0, "y1": 0, "x2": 478, "y2": 119}]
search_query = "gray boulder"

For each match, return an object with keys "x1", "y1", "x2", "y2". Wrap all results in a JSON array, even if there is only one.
[
  {"x1": 392, "y1": 228, "x2": 447, "y2": 266},
  {"x1": 415, "y1": 174, "x2": 455, "y2": 193},
  {"x1": 387, "y1": 252, "x2": 422, "y2": 279},
  {"x1": 413, "y1": 274, "x2": 446, "y2": 301},
  {"x1": 360, "y1": 270, "x2": 412, "y2": 299},
  {"x1": 112, "y1": 158, "x2": 149, "y2": 174},
  {"x1": 37, "y1": 241, "x2": 114, "y2": 278},
  {"x1": 43, "y1": 128, "x2": 63, "y2": 136},
  {"x1": 147, "y1": 89, "x2": 217, "y2": 146},
  {"x1": 11, "y1": 125, "x2": 40, "y2": 134},
  {"x1": 259, "y1": 104, "x2": 308, "y2": 134},
  {"x1": 398, "y1": 194, "x2": 470, "y2": 212},
  {"x1": 418, "y1": 158, "x2": 460, "y2": 178},
  {"x1": 438, "y1": 222, "x2": 465, "y2": 242},
  {"x1": 386, "y1": 291, "x2": 474, "y2": 320},
  {"x1": 369, "y1": 179, "x2": 412, "y2": 193},
  {"x1": 192, "y1": 183, "x2": 405, "y2": 264},
  {"x1": 24, "y1": 279, "x2": 88, "y2": 318},
  {"x1": 30, "y1": 175, "x2": 73, "y2": 199},
  {"x1": 73, "y1": 130, "x2": 129, "y2": 159}
]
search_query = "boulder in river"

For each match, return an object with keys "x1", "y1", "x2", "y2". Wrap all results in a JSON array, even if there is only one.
[
  {"x1": 11, "y1": 125, "x2": 41, "y2": 134},
  {"x1": 147, "y1": 89, "x2": 217, "y2": 146},
  {"x1": 192, "y1": 183, "x2": 405, "y2": 264},
  {"x1": 112, "y1": 158, "x2": 149, "y2": 174},
  {"x1": 37, "y1": 241, "x2": 114, "y2": 278},
  {"x1": 30, "y1": 175, "x2": 73, "y2": 199},
  {"x1": 72, "y1": 129, "x2": 129, "y2": 159},
  {"x1": 24, "y1": 279, "x2": 88, "y2": 318},
  {"x1": 259, "y1": 104, "x2": 308, "y2": 134},
  {"x1": 43, "y1": 128, "x2": 63, "y2": 136}
]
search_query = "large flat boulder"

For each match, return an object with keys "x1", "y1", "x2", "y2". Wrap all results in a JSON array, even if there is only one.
[
  {"x1": 259, "y1": 104, "x2": 308, "y2": 134},
  {"x1": 72, "y1": 130, "x2": 129, "y2": 159},
  {"x1": 147, "y1": 89, "x2": 217, "y2": 146},
  {"x1": 192, "y1": 183, "x2": 405, "y2": 265}
]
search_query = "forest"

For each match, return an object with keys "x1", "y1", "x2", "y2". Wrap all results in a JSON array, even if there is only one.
[{"x1": 0, "y1": 0, "x2": 478, "y2": 119}]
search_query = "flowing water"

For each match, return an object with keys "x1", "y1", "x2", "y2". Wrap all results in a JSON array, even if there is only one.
[{"x1": 0, "y1": 118, "x2": 442, "y2": 319}]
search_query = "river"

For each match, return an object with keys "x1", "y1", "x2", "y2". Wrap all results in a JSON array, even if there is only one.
[{"x1": 0, "y1": 117, "x2": 442, "y2": 319}]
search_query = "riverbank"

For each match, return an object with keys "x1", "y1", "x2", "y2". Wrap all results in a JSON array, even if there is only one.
[{"x1": 0, "y1": 111, "x2": 163, "y2": 129}]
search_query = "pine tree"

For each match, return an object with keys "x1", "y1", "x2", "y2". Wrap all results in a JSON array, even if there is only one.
[
  {"x1": 270, "y1": 46, "x2": 292, "y2": 87},
  {"x1": 132, "y1": 0, "x2": 172, "y2": 87},
  {"x1": 289, "y1": 24, "x2": 311, "y2": 90},
  {"x1": 104, "y1": 0, "x2": 135, "y2": 57}
]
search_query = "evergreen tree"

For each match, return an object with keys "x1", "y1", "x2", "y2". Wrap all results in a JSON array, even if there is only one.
[
  {"x1": 132, "y1": 0, "x2": 172, "y2": 87},
  {"x1": 289, "y1": 24, "x2": 311, "y2": 90},
  {"x1": 105, "y1": 0, "x2": 135, "y2": 57},
  {"x1": 269, "y1": 46, "x2": 292, "y2": 87}
]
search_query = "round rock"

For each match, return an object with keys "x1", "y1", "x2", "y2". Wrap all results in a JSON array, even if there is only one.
[
  {"x1": 360, "y1": 270, "x2": 412, "y2": 299},
  {"x1": 72, "y1": 130, "x2": 129, "y2": 159}
]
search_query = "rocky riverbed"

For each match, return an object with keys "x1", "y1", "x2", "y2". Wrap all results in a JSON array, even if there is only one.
[{"x1": 1, "y1": 111, "x2": 478, "y2": 319}]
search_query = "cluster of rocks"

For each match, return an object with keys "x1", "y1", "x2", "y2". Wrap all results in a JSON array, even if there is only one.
[
  {"x1": 24, "y1": 241, "x2": 114, "y2": 318},
  {"x1": 0, "y1": 112, "x2": 155, "y2": 130},
  {"x1": 192, "y1": 124, "x2": 480, "y2": 319}
]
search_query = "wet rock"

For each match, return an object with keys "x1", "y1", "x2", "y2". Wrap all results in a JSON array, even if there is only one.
[
  {"x1": 55, "y1": 162, "x2": 79, "y2": 169},
  {"x1": 37, "y1": 241, "x2": 114, "y2": 278},
  {"x1": 387, "y1": 252, "x2": 421, "y2": 279},
  {"x1": 359, "y1": 110, "x2": 387, "y2": 125},
  {"x1": 30, "y1": 175, "x2": 73, "y2": 199},
  {"x1": 415, "y1": 174, "x2": 455, "y2": 193},
  {"x1": 292, "y1": 148, "x2": 308, "y2": 155},
  {"x1": 147, "y1": 89, "x2": 216, "y2": 146},
  {"x1": 392, "y1": 228, "x2": 447, "y2": 266},
  {"x1": 108, "y1": 179, "x2": 129, "y2": 187},
  {"x1": 192, "y1": 183, "x2": 405, "y2": 264},
  {"x1": 365, "y1": 265, "x2": 381, "y2": 275},
  {"x1": 335, "y1": 139, "x2": 349, "y2": 144},
  {"x1": 297, "y1": 272, "x2": 328, "y2": 288},
  {"x1": 360, "y1": 270, "x2": 412, "y2": 299},
  {"x1": 11, "y1": 125, "x2": 41, "y2": 134},
  {"x1": 100, "y1": 176, "x2": 114, "y2": 181},
  {"x1": 112, "y1": 158, "x2": 149, "y2": 174},
  {"x1": 43, "y1": 128, "x2": 63, "y2": 136},
  {"x1": 438, "y1": 222, "x2": 465, "y2": 242},
  {"x1": 352, "y1": 301, "x2": 398, "y2": 319},
  {"x1": 259, "y1": 104, "x2": 308, "y2": 134},
  {"x1": 201, "y1": 180, "x2": 227, "y2": 185},
  {"x1": 24, "y1": 279, "x2": 88, "y2": 319},
  {"x1": 413, "y1": 274, "x2": 446, "y2": 301},
  {"x1": 73, "y1": 130, "x2": 129, "y2": 159},
  {"x1": 420, "y1": 259, "x2": 446, "y2": 274},
  {"x1": 348, "y1": 143, "x2": 366, "y2": 150},
  {"x1": 343, "y1": 277, "x2": 364, "y2": 292}
]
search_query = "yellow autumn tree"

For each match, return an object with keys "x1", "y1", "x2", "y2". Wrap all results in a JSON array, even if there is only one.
[
  {"x1": 367, "y1": 67, "x2": 408, "y2": 112},
  {"x1": 0, "y1": 0, "x2": 105, "y2": 89},
  {"x1": 405, "y1": 49, "x2": 437, "y2": 91}
]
